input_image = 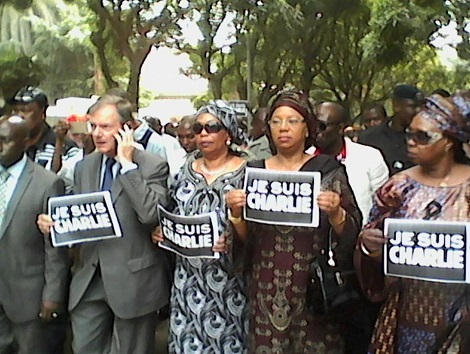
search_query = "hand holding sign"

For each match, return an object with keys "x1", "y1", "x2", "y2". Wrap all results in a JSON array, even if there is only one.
[
  {"x1": 151, "y1": 226, "x2": 164, "y2": 244},
  {"x1": 317, "y1": 191, "x2": 341, "y2": 216},
  {"x1": 213, "y1": 234, "x2": 229, "y2": 254},
  {"x1": 225, "y1": 189, "x2": 247, "y2": 218},
  {"x1": 37, "y1": 214, "x2": 54, "y2": 235},
  {"x1": 360, "y1": 228, "x2": 387, "y2": 257}
]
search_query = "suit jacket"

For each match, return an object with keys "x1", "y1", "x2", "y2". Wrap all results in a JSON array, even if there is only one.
[
  {"x1": 68, "y1": 150, "x2": 170, "y2": 319},
  {"x1": 0, "y1": 159, "x2": 69, "y2": 323}
]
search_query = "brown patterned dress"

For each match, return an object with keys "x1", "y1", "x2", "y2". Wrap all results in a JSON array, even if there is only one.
[
  {"x1": 357, "y1": 173, "x2": 470, "y2": 354},
  {"x1": 246, "y1": 156, "x2": 362, "y2": 354}
]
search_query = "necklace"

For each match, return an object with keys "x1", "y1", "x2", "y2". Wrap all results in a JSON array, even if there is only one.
[
  {"x1": 439, "y1": 174, "x2": 451, "y2": 187},
  {"x1": 437, "y1": 167, "x2": 453, "y2": 187},
  {"x1": 199, "y1": 158, "x2": 230, "y2": 176}
]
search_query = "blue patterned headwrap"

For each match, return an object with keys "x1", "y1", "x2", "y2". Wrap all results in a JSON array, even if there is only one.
[
  {"x1": 419, "y1": 93, "x2": 470, "y2": 143},
  {"x1": 196, "y1": 100, "x2": 243, "y2": 143}
]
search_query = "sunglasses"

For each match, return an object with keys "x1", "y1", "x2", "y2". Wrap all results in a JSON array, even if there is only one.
[
  {"x1": 405, "y1": 128, "x2": 443, "y2": 145},
  {"x1": 317, "y1": 121, "x2": 340, "y2": 131},
  {"x1": 192, "y1": 121, "x2": 226, "y2": 135}
]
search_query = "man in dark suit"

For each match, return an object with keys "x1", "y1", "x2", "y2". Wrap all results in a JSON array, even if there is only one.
[
  {"x1": 0, "y1": 115, "x2": 69, "y2": 353},
  {"x1": 358, "y1": 84, "x2": 424, "y2": 175},
  {"x1": 38, "y1": 95, "x2": 171, "y2": 354}
]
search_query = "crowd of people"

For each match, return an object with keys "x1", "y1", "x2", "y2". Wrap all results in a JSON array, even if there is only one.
[{"x1": 0, "y1": 83, "x2": 469, "y2": 354}]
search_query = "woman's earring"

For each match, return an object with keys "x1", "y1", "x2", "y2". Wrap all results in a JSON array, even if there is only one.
[{"x1": 226, "y1": 139, "x2": 231, "y2": 146}]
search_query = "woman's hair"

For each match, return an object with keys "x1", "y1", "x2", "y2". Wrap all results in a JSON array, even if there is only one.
[{"x1": 265, "y1": 90, "x2": 317, "y2": 154}]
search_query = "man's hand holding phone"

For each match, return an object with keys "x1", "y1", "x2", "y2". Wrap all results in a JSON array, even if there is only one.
[{"x1": 114, "y1": 124, "x2": 136, "y2": 165}]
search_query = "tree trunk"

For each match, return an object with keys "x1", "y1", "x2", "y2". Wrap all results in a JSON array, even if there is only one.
[
  {"x1": 210, "y1": 77, "x2": 223, "y2": 99},
  {"x1": 127, "y1": 46, "x2": 151, "y2": 107},
  {"x1": 93, "y1": 52, "x2": 105, "y2": 95}
]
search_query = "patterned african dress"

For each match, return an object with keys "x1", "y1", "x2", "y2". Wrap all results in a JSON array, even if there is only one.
[
  {"x1": 167, "y1": 154, "x2": 248, "y2": 354},
  {"x1": 246, "y1": 157, "x2": 362, "y2": 354},
  {"x1": 357, "y1": 172, "x2": 470, "y2": 354}
]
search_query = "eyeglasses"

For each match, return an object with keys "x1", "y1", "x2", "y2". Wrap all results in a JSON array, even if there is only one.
[
  {"x1": 405, "y1": 128, "x2": 443, "y2": 145},
  {"x1": 317, "y1": 121, "x2": 340, "y2": 131},
  {"x1": 268, "y1": 118, "x2": 305, "y2": 128},
  {"x1": 192, "y1": 121, "x2": 226, "y2": 135}
]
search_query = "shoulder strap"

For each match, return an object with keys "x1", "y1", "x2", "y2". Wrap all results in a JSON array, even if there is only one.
[
  {"x1": 303, "y1": 155, "x2": 341, "y2": 176},
  {"x1": 138, "y1": 129, "x2": 153, "y2": 149}
]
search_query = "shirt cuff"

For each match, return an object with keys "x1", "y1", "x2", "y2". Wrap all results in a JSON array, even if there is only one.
[{"x1": 120, "y1": 161, "x2": 138, "y2": 174}]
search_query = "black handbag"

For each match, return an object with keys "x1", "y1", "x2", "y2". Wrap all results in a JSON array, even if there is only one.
[{"x1": 306, "y1": 228, "x2": 360, "y2": 316}]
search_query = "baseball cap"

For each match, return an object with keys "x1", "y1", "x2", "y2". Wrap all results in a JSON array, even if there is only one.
[
  {"x1": 8, "y1": 86, "x2": 49, "y2": 108},
  {"x1": 392, "y1": 84, "x2": 424, "y2": 102}
]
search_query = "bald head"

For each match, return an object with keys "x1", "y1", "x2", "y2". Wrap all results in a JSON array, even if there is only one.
[
  {"x1": 317, "y1": 102, "x2": 348, "y2": 124},
  {"x1": 0, "y1": 115, "x2": 31, "y2": 168},
  {"x1": 315, "y1": 102, "x2": 349, "y2": 153}
]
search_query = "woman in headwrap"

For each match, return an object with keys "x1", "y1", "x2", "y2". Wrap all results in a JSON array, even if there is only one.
[
  {"x1": 152, "y1": 101, "x2": 249, "y2": 353},
  {"x1": 226, "y1": 90, "x2": 362, "y2": 353},
  {"x1": 357, "y1": 93, "x2": 470, "y2": 353}
]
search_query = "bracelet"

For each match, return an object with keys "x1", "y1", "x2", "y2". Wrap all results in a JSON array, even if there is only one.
[
  {"x1": 330, "y1": 208, "x2": 346, "y2": 226},
  {"x1": 360, "y1": 242, "x2": 381, "y2": 258},
  {"x1": 228, "y1": 210, "x2": 243, "y2": 225}
]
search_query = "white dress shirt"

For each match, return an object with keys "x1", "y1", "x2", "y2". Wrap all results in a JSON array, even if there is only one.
[{"x1": 307, "y1": 137, "x2": 389, "y2": 225}]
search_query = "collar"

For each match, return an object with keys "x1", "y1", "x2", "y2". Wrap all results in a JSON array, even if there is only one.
[
  {"x1": 2, "y1": 154, "x2": 28, "y2": 179},
  {"x1": 312, "y1": 138, "x2": 347, "y2": 162},
  {"x1": 133, "y1": 120, "x2": 150, "y2": 140}
]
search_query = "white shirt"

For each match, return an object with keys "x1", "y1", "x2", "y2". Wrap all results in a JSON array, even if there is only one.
[
  {"x1": 58, "y1": 149, "x2": 84, "y2": 193},
  {"x1": 2, "y1": 154, "x2": 28, "y2": 206},
  {"x1": 158, "y1": 133, "x2": 186, "y2": 176},
  {"x1": 307, "y1": 137, "x2": 389, "y2": 225},
  {"x1": 133, "y1": 120, "x2": 168, "y2": 161},
  {"x1": 99, "y1": 155, "x2": 138, "y2": 188}
]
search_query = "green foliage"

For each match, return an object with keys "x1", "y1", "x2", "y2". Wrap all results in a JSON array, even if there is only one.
[
  {"x1": 0, "y1": 0, "x2": 33, "y2": 10},
  {"x1": 85, "y1": 0, "x2": 190, "y2": 105},
  {"x1": 30, "y1": 4, "x2": 95, "y2": 101},
  {"x1": 0, "y1": 0, "x2": 95, "y2": 102},
  {"x1": 193, "y1": 0, "x2": 465, "y2": 114},
  {"x1": 0, "y1": 42, "x2": 43, "y2": 100}
]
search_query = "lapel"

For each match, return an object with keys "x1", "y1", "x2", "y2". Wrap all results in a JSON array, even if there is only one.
[
  {"x1": 83, "y1": 152, "x2": 102, "y2": 193},
  {"x1": 111, "y1": 171, "x2": 123, "y2": 203},
  {"x1": 0, "y1": 160, "x2": 34, "y2": 238}
]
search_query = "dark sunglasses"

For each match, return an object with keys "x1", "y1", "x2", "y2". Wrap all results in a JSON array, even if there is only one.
[
  {"x1": 317, "y1": 121, "x2": 340, "y2": 131},
  {"x1": 405, "y1": 128, "x2": 443, "y2": 145},
  {"x1": 192, "y1": 121, "x2": 226, "y2": 135}
]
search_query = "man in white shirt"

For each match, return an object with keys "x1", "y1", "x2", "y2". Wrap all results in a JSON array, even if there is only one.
[
  {"x1": 144, "y1": 116, "x2": 186, "y2": 176},
  {"x1": 306, "y1": 101, "x2": 389, "y2": 354},
  {"x1": 307, "y1": 102, "x2": 389, "y2": 225}
]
